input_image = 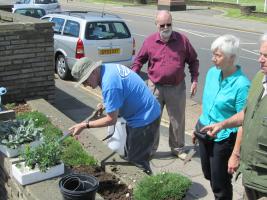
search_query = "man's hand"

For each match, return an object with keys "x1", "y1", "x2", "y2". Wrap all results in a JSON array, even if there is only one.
[
  {"x1": 68, "y1": 122, "x2": 87, "y2": 139},
  {"x1": 228, "y1": 153, "x2": 240, "y2": 174},
  {"x1": 200, "y1": 122, "x2": 223, "y2": 138},
  {"x1": 190, "y1": 82, "x2": 198, "y2": 98}
]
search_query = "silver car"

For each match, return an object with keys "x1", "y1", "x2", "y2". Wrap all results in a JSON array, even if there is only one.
[
  {"x1": 14, "y1": 0, "x2": 61, "y2": 14},
  {"x1": 41, "y1": 11, "x2": 135, "y2": 80}
]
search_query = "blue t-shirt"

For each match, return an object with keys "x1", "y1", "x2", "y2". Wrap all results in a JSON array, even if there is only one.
[
  {"x1": 199, "y1": 66, "x2": 250, "y2": 142},
  {"x1": 100, "y1": 64, "x2": 161, "y2": 128}
]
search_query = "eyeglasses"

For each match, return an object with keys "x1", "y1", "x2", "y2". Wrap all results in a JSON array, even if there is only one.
[{"x1": 159, "y1": 23, "x2": 172, "y2": 28}]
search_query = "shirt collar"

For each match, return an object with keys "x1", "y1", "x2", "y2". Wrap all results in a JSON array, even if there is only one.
[
  {"x1": 262, "y1": 75, "x2": 267, "y2": 84},
  {"x1": 219, "y1": 65, "x2": 242, "y2": 83}
]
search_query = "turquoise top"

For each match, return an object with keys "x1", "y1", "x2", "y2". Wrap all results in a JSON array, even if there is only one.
[{"x1": 199, "y1": 66, "x2": 250, "y2": 142}]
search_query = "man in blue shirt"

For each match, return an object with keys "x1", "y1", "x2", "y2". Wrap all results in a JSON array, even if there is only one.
[{"x1": 69, "y1": 57, "x2": 161, "y2": 174}]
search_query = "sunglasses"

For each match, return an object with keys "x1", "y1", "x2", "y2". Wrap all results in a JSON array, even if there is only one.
[{"x1": 159, "y1": 23, "x2": 172, "y2": 28}]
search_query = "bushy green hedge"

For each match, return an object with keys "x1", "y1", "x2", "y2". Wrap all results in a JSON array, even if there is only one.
[{"x1": 134, "y1": 172, "x2": 192, "y2": 200}]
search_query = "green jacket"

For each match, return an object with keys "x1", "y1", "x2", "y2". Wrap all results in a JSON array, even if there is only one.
[{"x1": 240, "y1": 71, "x2": 267, "y2": 193}]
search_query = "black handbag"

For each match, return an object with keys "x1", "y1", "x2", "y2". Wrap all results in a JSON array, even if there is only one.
[{"x1": 194, "y1": 120, "x2": 213, "y2": 142}]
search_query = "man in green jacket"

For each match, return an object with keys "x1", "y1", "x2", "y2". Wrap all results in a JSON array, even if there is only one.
[{"x1": 201, "y1": 33, "x2": 267, "y2": 199}]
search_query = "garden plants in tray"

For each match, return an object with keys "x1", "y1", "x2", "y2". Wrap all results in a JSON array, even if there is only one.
[
  {"x1": 0, "y1": 118, "x2": 43, "y2": 157},
  {"x1": 12, "y1": 137, "x2": 65, "y2": 185}
]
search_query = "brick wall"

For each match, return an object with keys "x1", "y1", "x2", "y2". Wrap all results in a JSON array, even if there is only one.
[{"x1": 0, "y1": 10, "x2": 55, "y2": 104}]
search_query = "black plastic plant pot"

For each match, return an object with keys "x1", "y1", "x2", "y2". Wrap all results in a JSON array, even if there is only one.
[{"x1": 59, "y1": 173, "x2": 99, "y2": 200}]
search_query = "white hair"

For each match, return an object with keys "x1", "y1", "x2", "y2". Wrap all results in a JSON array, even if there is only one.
[
  {"x1": 260, "y1": 32, "x2": 267, "y2": 43},
  {"x1": 211, "y1": 34, "x2": 240, "y2": 64}
]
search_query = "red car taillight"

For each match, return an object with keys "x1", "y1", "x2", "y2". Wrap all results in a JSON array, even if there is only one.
[
  {"x1": 132, "y1": 38, "x2": 135, "y2": 56},
  {"x1": 76, "y1": 38, "x2": 85, "y2": 59}
]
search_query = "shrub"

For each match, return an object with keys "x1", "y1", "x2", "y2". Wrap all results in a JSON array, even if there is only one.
[{"x1": 133, "y1": 172, "x2": 192, "y2": 200}]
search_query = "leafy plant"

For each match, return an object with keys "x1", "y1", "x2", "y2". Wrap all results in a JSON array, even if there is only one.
[
  {"x1": 18, "y1": 111, "x2": 98, "y2": 167},
  {"x1": 133, "y1": 172, "x2": 192, "y2": 200},
  {"x1": 21, "y1": 137, "x2": 62, "y2": 172},
  {"x1": 0, "y1": 119, "x2": 43, "y2": 149}
]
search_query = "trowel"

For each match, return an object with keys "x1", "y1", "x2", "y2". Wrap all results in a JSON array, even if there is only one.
[
  {"x1": 58, "y1": 106, "x2": 105, "y2": 142},
  {"x1": 183, "y1": 144, "x2": 197, "y2": 165}
]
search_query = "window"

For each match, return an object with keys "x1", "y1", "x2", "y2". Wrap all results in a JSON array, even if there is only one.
[
  {"x1": 35, "y1": 0, "x2": 58, "y2": 4},
  {"x1": 51, "y1": 17, "x2": 65, "y2": 34},
  {"x1": 85, "y1": 21, "x2": 130, "y2": 40},
  {"x1": 63, "y1": 20, "x2": 80, "y2": 37}
]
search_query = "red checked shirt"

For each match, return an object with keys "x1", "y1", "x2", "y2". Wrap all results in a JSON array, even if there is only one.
[{"x1": 132, "y1": 31, "x2": 199, "y2": 85}]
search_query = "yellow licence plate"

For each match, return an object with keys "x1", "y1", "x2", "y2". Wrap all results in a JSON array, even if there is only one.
[{"x1": 99, "y1": 48, "x2": 120, "y2": 55}]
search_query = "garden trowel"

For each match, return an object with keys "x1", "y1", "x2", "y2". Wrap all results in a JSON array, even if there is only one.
[
  {"x1": 58, "y1": 106, "x2": 105, "y2": 143},
  {"x1": 183, "y1": 144, "x2": 197, "y2": 165}
]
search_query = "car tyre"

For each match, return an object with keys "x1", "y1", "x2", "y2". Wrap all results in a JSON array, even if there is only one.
[{"x1": 56, "y1": 54, "x2": 71, "y2": 80}]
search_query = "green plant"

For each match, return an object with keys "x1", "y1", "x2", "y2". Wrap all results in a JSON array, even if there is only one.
[
  {"x1": 61, "y1": 138, "x2": 97, "y2": 166},
  {"x1": 134, "y1": 172, "x2": 192, "y2": 200},
  {"x1": 0, "y1": 119, "x2": 43, "y2": 149},
  {"x1": 21, "y1": 137, "x2": 62, "y2": 172},
  {"x1": 4, "y1": 103, "x2": 16, "y2": 110},
  {"x1": 18, "y1": 111, "x2": 97, "y2": 167}
]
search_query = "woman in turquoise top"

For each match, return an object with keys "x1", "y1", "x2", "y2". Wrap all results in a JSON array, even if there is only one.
[{"x1": 193, "y1": 35, "x2": 250, "y2": 200}]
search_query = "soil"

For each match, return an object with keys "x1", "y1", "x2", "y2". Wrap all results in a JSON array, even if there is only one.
[
  {"x1": 11, "y1": 103, "x2": 134, "y2": 200},
  {"x1": 10, "y1": 103, "x2": 31, "y2": 114},
  {"x1": 71, "y1": 165, "x2": 133, "y2": 200}
]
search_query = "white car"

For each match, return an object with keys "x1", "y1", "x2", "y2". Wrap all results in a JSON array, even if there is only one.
[
  {"x1": 41, "y1": 11, "x2": 135, "y2": 80},
  {"x1": 12, "y1": 7, "x2": 46, "y2": 18},
  {"x1": 13, "y1": 0, "x2": 61, "y2": 14}
]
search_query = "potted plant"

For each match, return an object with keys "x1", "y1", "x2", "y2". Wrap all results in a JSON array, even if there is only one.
[
  {"x1": 0, "y1": 119, "x2": 43, "y2": 157},
  {"x1": 12, "y1": 137, "x2": 64, "y2": 185}
]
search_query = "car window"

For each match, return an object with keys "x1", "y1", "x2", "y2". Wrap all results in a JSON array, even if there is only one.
[
  {"x1": 63, "y1": 20, "x2": 80, "y2": 37},
  {"x1": 14, "y1": 8, "x2": 46, "y2": 18},
  {"x1": 85, "y1": 21, "x2": 130, "y2": 40},
  {"x1": 16, "y1": 0, "x2": 31, "y2": 4},
  {"x1": 35, "y1": 0, "x2": 58, "y2": 4},
  {"x1": 51, "y1": 17, "x2": 65, "y2": 34}
]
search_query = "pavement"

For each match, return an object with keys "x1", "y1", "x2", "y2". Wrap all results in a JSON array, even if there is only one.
[{"x1": 52, "y1": 1, "x2": 267, "y2": 199}]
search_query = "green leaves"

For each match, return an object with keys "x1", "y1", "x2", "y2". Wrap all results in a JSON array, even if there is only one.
[
  {"x1": 133, "y1": 172, "x2": 192, "y2": 200},
  {"x1": 22, "y1": 138, "x2": 62, "y2": 172},
  {"x1": 0, "y1": 119, "x2": 43, "y2": 149}
]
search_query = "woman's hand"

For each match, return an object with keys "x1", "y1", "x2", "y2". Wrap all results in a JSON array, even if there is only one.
[{"x1": 192, "y1": 131, "x2": 197, "y2": 144}]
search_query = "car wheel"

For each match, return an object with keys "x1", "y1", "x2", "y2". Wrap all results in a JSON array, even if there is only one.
[{"x1": 56, "y1": 54, "x2": 71, "y2": 80}]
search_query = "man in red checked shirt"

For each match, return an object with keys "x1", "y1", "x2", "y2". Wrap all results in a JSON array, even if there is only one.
[{"x1": 131, "y1": 10, "x2": 199, "y2": 158}]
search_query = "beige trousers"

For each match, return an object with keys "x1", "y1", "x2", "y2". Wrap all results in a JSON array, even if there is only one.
[{"x1": 148, "y1": 79, "x2": 186, "y2": 150}]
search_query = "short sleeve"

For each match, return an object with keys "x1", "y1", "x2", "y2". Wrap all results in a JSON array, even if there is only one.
[{"x1": 102, "y1": 88, "x2": 124, "y2": 113}]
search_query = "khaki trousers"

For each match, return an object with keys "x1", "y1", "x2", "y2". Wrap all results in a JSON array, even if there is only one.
[{"x1": 148, "y1": 79, "x2": 186, "y2": 150}]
